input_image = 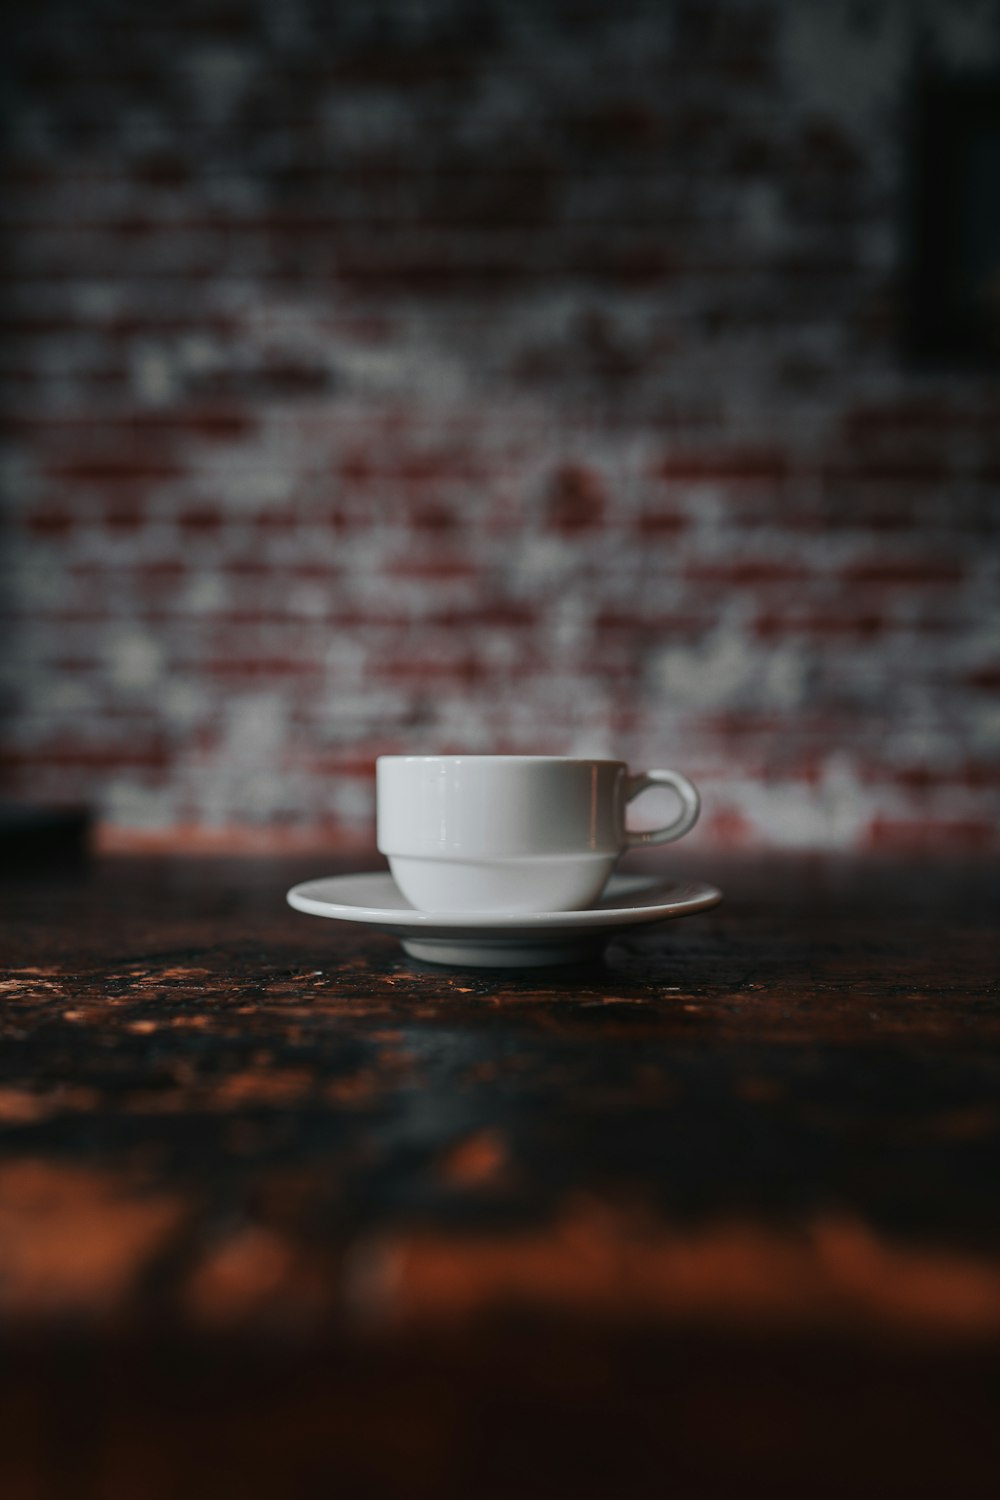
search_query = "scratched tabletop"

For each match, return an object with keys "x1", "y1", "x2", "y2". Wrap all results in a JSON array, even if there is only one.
[{"x1": 1, "y1": 852, "x2": 998, "y2": 1499}]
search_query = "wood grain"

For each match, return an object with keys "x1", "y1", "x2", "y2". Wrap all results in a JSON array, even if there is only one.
[{"x1": 1, "y1": 853, "x2": 998, "y2": 1498}]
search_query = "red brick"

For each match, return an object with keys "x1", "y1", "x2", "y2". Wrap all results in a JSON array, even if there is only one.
[
  {"x1": 24, "y1": 510, "x2": 75, "y2": 536},
  {"x1": 47, "y1": 656, "x2": 100, "y2": 673},
  {"x1": 545, "y1": 463, "x2": 607, "y2": 532},
  {"x1": 842, "y1": 399, "x2": 983, "y2": 437},
  {"x1": 426, "y1": 605, "x2": 539, "y2": 630},
  {"x1": 384, "y1": 556, "x2": 482, "y2": 581},
  {"x1": 796, "y1": 120, "x2": 863, "y2": 176},
  {"x1": 636, "y1": 511, "x2": 689, "y2": 536},
  {"x1": 136, "y1": 562, "x2": 188, "y2": 583},
  {"x1": 563, "y1": 101, "x2": 662, "y2": 153},
  {"x1": 293, "y1": 752, "x2": 382, "y2": 780},
  {"x1": 389, "y1": 451, "x2": 488, "y2": 485},
  {"x1": 177, "y1": 508, "x2": 225, "y2": 533},
  {"x1": 0, "y1": 744, "x2": 169, "y2": 770},
  {"x1": 201, "y1": 659, "x2": 323, "y2": 679},
  {"x1": 246, "y1": 509, "x2": 301, "y2": 533},
  {"x1": 595, "y1": 608, "x2": 712, "y2": 635},
  {"x1": 825, "y1": 458, "x2": 948, "y2": 486},
  {"x1": 863, "y1": 817, "x2": 999, "y2": 852},
  {"x1": 651, "y1": 448, "x2": 789, "y2": 484},
  {"x1": 890, "y1": 764, "x2": 1000, "y2": 792},
  {"x1": 374, "y1": 656, "x2": 486, "y2": 685},
  {"x1": 102, "y1": 505, "x2": 147, "y2": 531},
  {"x1": 840, "y1": 559, "x2": 965, "y2": 587},
  {"x1": 2, "y1": 1, "x2": 996, "y2": 850},
  {"x1": 337, "y1": 450, "x2": 376, "y2": 486},
  {"x1": 402, "y1": 503, "x2": 454, "y2": 532},
  {"x1": 684, "y1": 560, "x2": 811, "y2": 586},
  {"x1": 3, "y1": 407, "x2": 255, "y2": 442},
  {"x1": 702, "y1": 806, "x2": 757, "y2": 847},
  {"x1": 44, "y1": 457, "x2": 184, "y2": 484},
  {"x1": 753, "y1": 611, "x2": 889, "y2": 640}
]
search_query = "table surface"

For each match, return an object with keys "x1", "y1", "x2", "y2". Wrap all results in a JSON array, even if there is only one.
[{"x1": 1, "y1": 851, "x2": 998, "y2": 1499}]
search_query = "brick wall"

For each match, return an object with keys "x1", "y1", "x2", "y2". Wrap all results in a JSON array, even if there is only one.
[{"x1": 2, "y1": 0, "x2": 999, "y2": 851}]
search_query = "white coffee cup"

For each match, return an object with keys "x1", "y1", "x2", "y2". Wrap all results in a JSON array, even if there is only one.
[{"x1": 376, "y1": 755, "x2": 700, "y2": 913}]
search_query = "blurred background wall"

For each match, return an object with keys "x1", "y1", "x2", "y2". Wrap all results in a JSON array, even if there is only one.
[{"x1": 2, "y1": 0, "x2": 999, "y2": 851}]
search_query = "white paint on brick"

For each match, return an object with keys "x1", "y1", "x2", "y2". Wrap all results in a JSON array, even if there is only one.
[
  {"x1": 41, "y1": 678, "x2": 97, "y2": 716},
  {"x1": 779, "y1": 0, "x2": 905, "y2": 126},
  {"x1": 184, "y1": 48, "x2": 256, "y2": 122},
  {"x1": 179, "y1": 574, "x2": 229, "y2": 614},
  {"x1": 731, "y1": 758, "x2": 877, "y2": 850},
  {"x1": 75, "y1": 284, "x2": 119, "y2": 319},
  {"x1": 179, "y1": 336, "x2": 221, "y2": 376},
  {"x1": 653, "y1": 625, "x2": 808, "y2": 712},
  {"x1": 224, "y1": 694, "x2": 287, "y2": 758},
  {"x1": 322, "y1": 93, "x2": 412, "y2": 151},
  {"x1": 106, "y1": 630, "x2": 163, "y2": 691},
  {"x1": 104, "y1": 783, "x2": 175, "y2": 830},
  {"x1": 210, "y1": 458, "x2": 293, "y2": 508},
  {"x1": 291, "y1": 584, "x2": 331, "y2": 619},
  {"x1": 330, "y1": 778, "x2": 373, "y2": 824},
  {"x1": 741, "y1": 183, "x2": 786, "y2": 250},
  {"x1": 161, "y1": 680, "x2": 208, "y2": 727},
  {"x1": 568, "y1": 728, "x2": 619, "y2": 760},
  {"x1": 971, "y1": 705, "x2": 1000, "y2": 752},
  {"x1": 931, "y1": 0, "x2": 1000, "y2": 65},
  {"x1": 133, "y1": 346, "x2": 178, "y2": 405}
]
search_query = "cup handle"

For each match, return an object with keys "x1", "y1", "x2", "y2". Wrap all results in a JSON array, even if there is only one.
[{"x1": 623, "y1": 769, "x2": 700, "y2": 848}]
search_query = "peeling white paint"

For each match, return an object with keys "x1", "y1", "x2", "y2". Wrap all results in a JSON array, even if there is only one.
[{"x1": 106, "y1": 630, "x2": 163, "y2": 691}]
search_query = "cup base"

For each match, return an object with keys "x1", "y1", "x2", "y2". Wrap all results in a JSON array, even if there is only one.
[
  {"x1": 387, "y1": 854, "x2": 617, "y2": 914},
  {"x1": 402, "y1": 936, "x2": 602, "y2": 967}
]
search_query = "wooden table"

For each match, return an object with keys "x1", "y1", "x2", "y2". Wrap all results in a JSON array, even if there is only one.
[{"x1": 1, "y1": 852, "x2": 998, "y2": 1499}]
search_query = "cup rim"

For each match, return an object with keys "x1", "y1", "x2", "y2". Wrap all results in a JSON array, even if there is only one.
[{"x1": 377, "y1": 755, "x2": 626, "y2": 767}]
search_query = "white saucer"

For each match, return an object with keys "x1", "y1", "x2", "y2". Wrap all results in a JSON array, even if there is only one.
[{"x1": 286, "y1": 871, "x2": 722, "y2": 967}]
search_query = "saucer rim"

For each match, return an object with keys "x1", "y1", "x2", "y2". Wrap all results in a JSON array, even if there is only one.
[{"x1": 286, "y1": 870, "x2": 722, "y2": 933}]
